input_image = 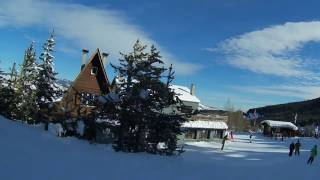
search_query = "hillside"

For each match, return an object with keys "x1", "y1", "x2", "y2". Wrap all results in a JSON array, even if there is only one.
[{"x1": 247, "y1": 98, "x2": 320, "y2": 125}]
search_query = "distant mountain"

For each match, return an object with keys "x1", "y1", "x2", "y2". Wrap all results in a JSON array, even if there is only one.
[
  {"x1": 56, "y1": 78, "x2": 72, "y2": 89},
  {"x1": 247, "y1": 98, "x2": 320, "y2": 126}
]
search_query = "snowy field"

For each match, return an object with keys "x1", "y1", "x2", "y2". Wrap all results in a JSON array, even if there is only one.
[{"x1": 0, "y1": 116, "x2": 318, "y2": 180}]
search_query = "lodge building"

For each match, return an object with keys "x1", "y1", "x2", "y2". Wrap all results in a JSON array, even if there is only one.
[
  {"x1": 260, "y1": 120, "x2": 298, "y2": 137},
  {"x1": 52, "y1": 49, "x2": 111, "y2": 121}
]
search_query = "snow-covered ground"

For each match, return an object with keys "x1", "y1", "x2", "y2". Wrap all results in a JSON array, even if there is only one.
[{"x1": 0, "y1": 116, "x2": 318, "y2": 180}]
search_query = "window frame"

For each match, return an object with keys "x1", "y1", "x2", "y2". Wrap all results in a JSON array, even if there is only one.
[{"x1": 91, "y1": 67, "x2": 98, "y2": 75}]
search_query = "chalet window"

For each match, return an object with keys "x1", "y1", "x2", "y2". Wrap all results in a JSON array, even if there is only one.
[
  {"x1": 210, "y1": 130, "x2": 218, "y2": 138},
  {"x1": 180, "y1": 105, "x2": 193, "y2": 114},
  {"x1": 80, "y1": 93, "x2": 98, "y2": 106},
  {"x1": 185, "y1": 129, "x2": 196, "y2": 139},
  {"x1": 198, "y1": 130, "x2": 208, "y2": 139},
  {"x1": 91, "y1": 67, "x2": 98, "y2": 75}
]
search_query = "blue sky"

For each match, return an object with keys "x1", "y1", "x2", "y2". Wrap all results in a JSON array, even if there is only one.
[{"x1": 1, "y1": 0, "x2": 320, "y2": 110}]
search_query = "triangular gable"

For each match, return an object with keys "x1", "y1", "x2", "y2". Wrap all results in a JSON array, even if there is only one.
[
  {"x1": 81, "y1": 48, "x2": 110, "y2": 94},
  {"x1": 62, "y1": 49, "x2": 111, "y2": 99}
]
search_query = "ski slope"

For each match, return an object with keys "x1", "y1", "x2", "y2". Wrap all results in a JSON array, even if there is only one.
[{"x1": 0, "y1": 116, "x2": 318, "y2": 180}]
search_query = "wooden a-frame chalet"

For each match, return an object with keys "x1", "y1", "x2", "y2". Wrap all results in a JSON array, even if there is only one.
[{"x1": 52, "y1": 49, "x2": 111, "y2": 121}]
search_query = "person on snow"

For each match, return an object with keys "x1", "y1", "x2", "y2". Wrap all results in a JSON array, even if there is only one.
[
  {"x1": 249, "y1": 133, "x2": 253, "y2": 143},
  {"x1": 221, "y1": 134, "x2": 228, "y2": 150},
  {"x1": 230, "y1": 131, "x2": 234, "y2": 141},
  {"x1": 289, "y1": 142, "x2": 295, "y2": 157},
  {"x1": 307, "y1": 145, "x2": 317, "y2": 165},
  {"x1": 294, "y1": 140, "x2": 301, "y2": 156}
]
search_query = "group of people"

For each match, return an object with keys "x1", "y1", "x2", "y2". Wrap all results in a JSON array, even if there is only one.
[
  {"x1": 220, "y1": 132, "x2": 318, "y2": 166},
  {"x1": 288, "y1": 140, "x2": 318, "y2": 165},
  {"x1": 289, "y1": 140, "x2": 301, "y2": 156}
]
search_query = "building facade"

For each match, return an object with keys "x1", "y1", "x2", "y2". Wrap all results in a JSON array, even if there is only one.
[
  {"x1": 260, "y1": 120, "x2": 298, "y2": 137},
  {"x1": 52, "y1": 49, "x2": 111, "y2": 121}
]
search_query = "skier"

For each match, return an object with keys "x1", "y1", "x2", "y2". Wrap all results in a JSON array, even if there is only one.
[
  {"x1": 307, "y1": 145, "x2": 317, "y2": 165},
  {"x1": 294, "y1": 140, "x2": 301, "y2": 156},
  {"x1": 289, "y1": 142, "x2": 295, "y2": 157},
  {"x1": 249, "y1": 133, "x2": 253, "y2": 143},
  {"x1": 230, "y1": 131, "x2": 234, "y2": 141},
  {"x1": 221, "y1": 134, "x2": 228, "y2": 150}
]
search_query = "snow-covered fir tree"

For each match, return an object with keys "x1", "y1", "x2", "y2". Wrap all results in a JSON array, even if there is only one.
[
  {"x1": 0, "y1": 67, "x2": 6, "y2": 115},
  {"x1": 137, "y1": 47, "x2": 186, "y2": 155},
  {"x1": 0, "y1": 87, "x2": 15, "y2": 118},
  {"x1": 107, "y1": 40, "x2": 149, "y2": 152},
  {"x1": 36, "y1": 31, "x2": 60, "y2": 125},
  {"x1": 0, "y1": 66, "x2": 4, "y2": 87},
  {"x1": 0, "y1": 63, "x2": 16, "y2": 118},
  {"x1": 14, "y1": 42, "x2": 39, "y2": 123},
  {"x1": 103, "y1": 40, "x2": 186, "y2": 154}
]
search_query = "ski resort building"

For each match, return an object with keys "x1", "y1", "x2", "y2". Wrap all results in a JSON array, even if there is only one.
[
  {"x1": 180, "y1": 113, "x2": 229, "y2": 140},
  {"x1": 181, "y1": 120, "x2": 228, "y2": 140},
  {"x1": 163, "y1": 84, "x2": 200, "y2": 114},
  {"x1": 260, "y1": 120, "x2": 298, "y2": 137},
  {"x1": 52, "y1": 49, "x2": 111, "y2": 120}
]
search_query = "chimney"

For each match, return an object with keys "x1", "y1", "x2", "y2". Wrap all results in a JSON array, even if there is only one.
[
  {"x1": 102, "y1": 52, "x2": 109, "y2": 66},
  {"x1": 190, "y1": 83, "x2": 195, "y2": 96},
  {"x1": 81, "y1": 49, "x2": 89, "y2": 71}
]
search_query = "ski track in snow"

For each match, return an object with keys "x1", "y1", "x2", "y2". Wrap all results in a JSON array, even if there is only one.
[{"x1": 0, "y1": 116, "x2": 318, "y2": 180}]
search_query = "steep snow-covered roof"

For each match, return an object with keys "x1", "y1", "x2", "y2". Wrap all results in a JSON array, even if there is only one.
[
  {"x1": 260, "y1": 120, "x2": 298, "y2": 131},
  {"x1": 111, "y1": 76, "x2": 200, "y2": 104},
  {"x1": 182, "y1": 120, "x2": 228, "y2": 130},
  {"x1": 170, "y1": 85, "x2": 200, "y2": 103},
  {"x1": 198, "y1": 103, "x2": 220, "y2": 111}
]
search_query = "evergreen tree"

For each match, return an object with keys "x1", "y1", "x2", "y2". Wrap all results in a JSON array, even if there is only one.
[
  {"x1": 110, "y1": 40, "x2": 149, "y2": 152},
  {"x1": 0, "y1": 63, "x2": 16, "y2": 118},
  {"x1": 0, "y1": 66, "x2": 4, "y2": 87},
  {"x1": 141, "y1": 52, "x2": 186, "y2": 154},
  {"x1": 107, "y1": 40, "x2": 186, "y2": 154},
  {"x1": 14, "y1": 42, "x2": 39, "y2": 123},
  {"x1": 36, "y1": 31, "x2": 60, "y2": 127},
  {"x1": 0, "y1": 66, "x2": 5, "y2": 115}
]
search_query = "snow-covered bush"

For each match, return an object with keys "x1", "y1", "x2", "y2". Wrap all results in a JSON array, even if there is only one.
[
  {"x1": 76, "y1": 120, "x2": 85, "y2": 136},
  {"x1": 48, "y1": 123, "x2": 65, "y2": 137}
]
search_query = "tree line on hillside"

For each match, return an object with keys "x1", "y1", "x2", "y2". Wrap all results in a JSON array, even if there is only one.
[
  {"x1": 247, "y1": 98, "x2": 320, "y2": 127},
  {"x1": 0, "y1": 33, "x2": 187, "y2": 155}
]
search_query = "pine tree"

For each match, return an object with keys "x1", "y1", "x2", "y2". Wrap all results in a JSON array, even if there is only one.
[
  {"x1": 110, "y1": 40, "x2": 149, "y2": 152},
  {"x1": 36, "y1": 31, "x2": 60, "y2": 127},
  {"x1": 0, "y1": 63, "x2": 16, "y2": 118},
  {"x1": 0, "y1": 66, "x2": 4, "y2": 87},
  {"x1": 0, "y1": 66, "x2": 5, "y2": 115},
  {"x1": 141, "y1": 49, "x2": 186, "y2": 155},
  {"x1": 14, "y1": 42, "x2": 39, "y2": 123},
  {"x1": 0, "y1": 83, "x2": 15, "y2": 118},
  {"x1": 107, "y1": 40, "x2": 186, "y2": 154}
]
